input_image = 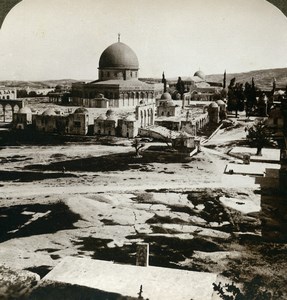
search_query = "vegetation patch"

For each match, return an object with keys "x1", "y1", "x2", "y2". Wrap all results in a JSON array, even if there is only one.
[{"x1": 0, "y1": 265, "x2": 39, "y2": 300}]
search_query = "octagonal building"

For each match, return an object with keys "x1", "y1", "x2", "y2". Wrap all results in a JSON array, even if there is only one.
[{"x1": 72, "y1": 38, "x2": 163, "y2": 108}]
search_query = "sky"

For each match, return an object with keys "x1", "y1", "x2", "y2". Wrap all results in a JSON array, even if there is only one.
[{"x1": 0, "y1": 0, "x2": 287, "y2": 81}]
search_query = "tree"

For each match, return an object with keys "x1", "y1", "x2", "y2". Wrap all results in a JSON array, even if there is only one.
[
  {"x1": 213, "y1": 279, "x2": 273, "y2": 300},
  {"x1": 17, "y1": 89, "x2": 28, "y2": 98},
  {"x1": 28, "y1": 91, "x2": 38, "y2": 97},
  {"x1": 176, "y1": 77, "x2": 185, "y2": 99},
  {"x1": 244, "y1": 78, "x2": 257, "y2": 116},
  {"x1": 246, "y1": 120, "x2": 270, "y2": 156},
  {"x1": 227, "y1": 78, "x2": 245, "y2": 117},
  {"x1": 132, "y1": 138, "x2": 145, "y2": 157}
]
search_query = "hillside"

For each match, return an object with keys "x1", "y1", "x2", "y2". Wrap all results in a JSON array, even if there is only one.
[
  {"x1": 0, "y1": 79, "x2": 82, "y2": 89},
  {"x1": 1, "y1": 68, "x2": 286, "y2": 91},
  {"x1": 206, "y1": 68, "x2": 287, "y2": 90}
]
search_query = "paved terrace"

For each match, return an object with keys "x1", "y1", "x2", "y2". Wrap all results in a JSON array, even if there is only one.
[
  {"x1": 44, "y1": 257, "x2": 218, "y2": 300},
  {"x1": 229, "y1": 147, "x2": 280, "y2": 163},
  {"x1": 225, "y1": 162, "x2": 280, "y2": 176}
]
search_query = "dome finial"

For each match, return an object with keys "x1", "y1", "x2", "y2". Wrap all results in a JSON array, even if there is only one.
[{"x1": 118, "y1": 33, "x2": 121, "y2": 42}]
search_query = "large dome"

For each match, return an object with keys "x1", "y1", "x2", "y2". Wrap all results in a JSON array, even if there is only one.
[{"x1": 99, "y1": 42, "x2": 139, "y2": 70}]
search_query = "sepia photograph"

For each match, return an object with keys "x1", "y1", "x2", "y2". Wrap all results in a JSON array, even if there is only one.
[{"x1": 0, "y1": 0, "x2": 287, "y2": 299}]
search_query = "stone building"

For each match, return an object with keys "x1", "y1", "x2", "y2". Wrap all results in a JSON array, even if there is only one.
[
  {"x1": 67, "y1": 107, "x2": 89, "y2": 135},
  {"x1": 267, "y1": 106, "x2": 284, "y2": 129},
  {"x1": 118, "y1": 115, "x2": 138, "y2": 138},
  {"x1": 94, "y1": 110, "x2": 118, "y2": 136},
  {"x1": 207, "y1": 102, "x2": 220, "y2": 124},
  {"x1": 94, "y1": 101, "x2": 155, "y2": 138},
  {"x1": 33, "y1": 108, "x2": 65, "y2": 134},
  {"x1": 72, "y1": 38, "x2": 163, "y2": 108},
  {"x1": 168, "y1": 70, "x2": 221, "y2": 101},
  {"x1": 256, "y1": 162, "x2": 287, "y2": 242},
  {"x1": 157, "y1": 92, "x2": 181, "y2": 117},
  {"x1": 32, "y1": 107, "x2": 89, "y2": 135},
  {"x1": 135, "y1": 101, "x2": 155, "y2": 128},
  {"x1": 13, "y1": 106, "x2": 32, "y2": 129},
  {"x1": 0, "y1": 86, "x2": 17, "y2": 100}
]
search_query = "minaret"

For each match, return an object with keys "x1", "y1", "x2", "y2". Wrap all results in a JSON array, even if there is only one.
[
  {"x1": 272, "y1": 77, "x2": 276, "y2": 94},
  {"x1": 162, "y1": 72, "x2": 167, "y2": 93},
  {"x1": 223, "y1": 70, "x2": 226, "y2": 89}
]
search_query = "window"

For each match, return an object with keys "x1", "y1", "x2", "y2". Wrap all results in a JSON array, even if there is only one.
[
  {"x1": 274, "y1": 118, "x2": 278, "y2": 125},
  {"x1": 74, "y1": 121, "x2": 81, "y2": 128}
]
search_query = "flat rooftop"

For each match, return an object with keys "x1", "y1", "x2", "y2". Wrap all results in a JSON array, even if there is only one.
[
  {"x1": 44, "y1": 257, "x2": 217, "y2": 300},
  {"x1": 229, "y1": 147, "x2": 280, "y2": 163},
  {"x1": 225, "y1": 162, "x2": 280, "y2": 176}
]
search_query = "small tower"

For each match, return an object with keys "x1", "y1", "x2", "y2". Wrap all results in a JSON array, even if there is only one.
[
  {"x1": 252, "y1": 77, "x2": 255, "y2": 89},
  {"x1": 162, "y1": 72, "x2": 167, "y2": 93},
  {"x1": 223, "y1": 70, "x2": 226, "y2": 89},
  {"x1": 272, "y1": 77, "x2": 276, "y2": 95}
]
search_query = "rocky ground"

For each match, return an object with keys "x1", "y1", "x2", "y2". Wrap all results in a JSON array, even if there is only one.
[{"x1": 0, "y1": 119, "x2": 286, "y2": 299}]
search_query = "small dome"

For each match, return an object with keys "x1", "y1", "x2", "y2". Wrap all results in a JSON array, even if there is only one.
[
  {"x1": 97, "y1": 114, "x2": 106, "y2": 120},
  {"x1": 96, "y1": 93, "x2": 105, "y2": 99},
  {"x1": 99, "y1": 42, "x2": 139, "y2": 70},
  {"x1": 18, "y1": 106, "x2": 32, "y2": 114},
  {"x1": 55, "y1": 84, "x2": 63, "y2": 91},
  {"x1": 42, "y1": 108, "x2": 56, "y2": 116},
  {"x1": 160, "y1": 92, "x2": 172, "y2": 100},
  {"x1": 125, "y1": 115, "x2": 136, "y2": 121},
  {"x1": 216, "y1": 100, "x2": 225, "y2": 105},
  {"x1": 106, "y1": 109, "x2": 115, "y2": 117},
  {"x1": 74, "y1": 107, "x2": 88, "y2": 114},
  {"x1": 209, "y1": 102, "x2": 219, "y2": 108},
  {"x1": 194, "y1": 70, "x2": 206, "y2": 80},
  {"x1": 106, "y1": 114, "x2": 117, "y2": 121}
]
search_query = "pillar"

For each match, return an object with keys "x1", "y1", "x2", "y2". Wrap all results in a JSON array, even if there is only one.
[{"x1": 136, "y1": 243, "x2": 149, "y2": 266}]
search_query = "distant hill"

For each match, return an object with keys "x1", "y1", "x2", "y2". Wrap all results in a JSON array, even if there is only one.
[
  {"x1": 1, "y1": 68, "x2": 286, "y2": 91},
  {"x1": 206, "y1": 68, "x2": 287, "y2": 91},
  {"x1": 0, "y1": 79, "x2": 82, "y2": 89}
]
